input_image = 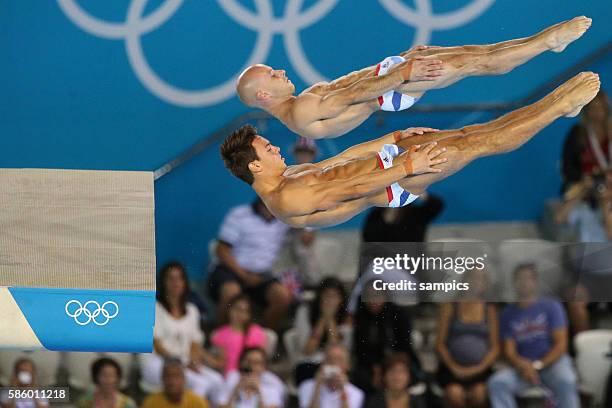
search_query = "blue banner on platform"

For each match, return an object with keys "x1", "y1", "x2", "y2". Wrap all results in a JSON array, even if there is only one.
[{"x1": 7, "y1": 287, "x2": 155, "y2": 352}]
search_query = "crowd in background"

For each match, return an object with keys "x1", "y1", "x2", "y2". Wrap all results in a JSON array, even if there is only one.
[{"x1": 1, "y1": 92, "x2": 611, "y2": 408}]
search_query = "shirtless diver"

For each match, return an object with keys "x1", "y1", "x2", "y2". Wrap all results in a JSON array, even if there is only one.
[
  {"x1": 236, "y1": 17, "x2": 591, "y2": 139},
  {"x1": 222, "y1": 72, "x2": 600, "y2": 228}
]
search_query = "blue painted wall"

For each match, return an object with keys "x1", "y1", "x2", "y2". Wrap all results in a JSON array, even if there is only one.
[{"x1": 1, "y1": 1, "x2": 611, "y2": 278}]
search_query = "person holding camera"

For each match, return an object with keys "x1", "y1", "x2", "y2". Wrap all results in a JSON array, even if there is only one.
[
  {"x1": 217, "y1": 347, "x2": 286, "y2": 408},
  {"x1": 298, "y1": 343, "x2": 364, "y2": 408},
  {"x1": 555, "y1": 172, "x2": 612, "y2": 242}
]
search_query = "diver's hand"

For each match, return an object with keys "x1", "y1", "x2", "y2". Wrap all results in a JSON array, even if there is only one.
[{"x1": 403, "y1": 142, "x2": 448, "y2": 175}]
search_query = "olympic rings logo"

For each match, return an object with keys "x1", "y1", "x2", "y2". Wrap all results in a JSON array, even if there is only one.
[
  {"x1": 57, "y1": 0, "x2": 494, "y2": 107},
  {"x1": 65, "y1": 300, "x2": 120, "y2": 326}
]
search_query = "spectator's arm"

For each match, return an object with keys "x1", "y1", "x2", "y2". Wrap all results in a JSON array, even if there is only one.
[
  {"x1": 210, "y1": 336, "x2": 228, "y2": 371},
  {"x1": 340, "y1": 391, "x2": 350, "y2": 408},
  {"x1": 503, "y1": 338, "x2": 532, "y2": 372},
  {"x1": 304, "y1": 319, "x2": 327, "y2": 356},
  {"x1": 435, "y1": 303, "x2": 465, "y2": 370},
  {"x1": 218, "y1": 381, "x2": 241, "y2": 408},
  {"x1": 539, "y1": 328, "x2": 568, "y2": 368},
  {"x1": 473, "y1": 304, "x2": 500, "y2": 372},
  {"x1": 190, "y1": 342, "x2": 223, "y2": 370},
  {"x1": 554, "y1": 182, "x2": 589, "y2": 224},
  {"x1": 216, "y1": 241, "x2": 260, "y2": 284},
  {"x1": 153, "y1": 338, "x2": 171, "y2": 357},
  {"x1": 307, "y1": 382, "x2": 323, "y2": 408}
]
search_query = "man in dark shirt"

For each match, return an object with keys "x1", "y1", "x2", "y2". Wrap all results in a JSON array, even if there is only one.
[{"x1": 362, "y1": 192, "x2": 444, "y2": 243}]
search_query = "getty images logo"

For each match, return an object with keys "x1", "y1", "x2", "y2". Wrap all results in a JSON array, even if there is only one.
[{"x1": 65, "y1": 300, "x2": 120, "y2": 326}]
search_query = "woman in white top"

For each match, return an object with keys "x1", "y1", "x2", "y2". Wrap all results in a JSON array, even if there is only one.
[{"x1": 140, "y1": 262, "x2": 224, "y2": 403}]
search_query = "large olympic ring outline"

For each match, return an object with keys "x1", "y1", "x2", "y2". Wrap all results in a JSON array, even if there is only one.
[
  {"x1": 65, "y1": 300, "x2": 120, "y2": 326},
  {"x1": 57, "y1": 0, "x2": 494, "y2": 107}
]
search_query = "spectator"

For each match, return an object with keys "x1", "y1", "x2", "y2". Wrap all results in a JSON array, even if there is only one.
[
  {"x1": 362, "y1": 192, "x2": 444, "y2": 243},
  {"x1": 351, "y1": 284, "x2": 423, "y2": 395},
  {"x1": 347, "y1": 264, "x2": 419, "y2": 315},
  {"x1": 488, "y1": 263, "x2": 579, "y2": 408},
  {"x1": 436, "y1": 267, "x2": 499, "y2": 408},
  {"x1": 294, "y1": 278, "x2": 350, "y2": 385},
  {"x1": 217, "y1": 347, "x2": 286, "y2": 408},
  {"x1": 0, "y1": 358, "x2": 48, "y2": 408},
  {"x1": 212, "y1": 294, "x2": 267, "y2": 375},
  {"x1": 142, "y1": 359, "x2": 209, "y2": 408},
  {"x1": 208, "y1": 198, "x2": 292, "y2": 329},
  {"x1": 140, "y1": 262, "x2": 223, "y2": 403},
  {"x1": 288, "y1": 137, "x2": 323, "y2": 288},
  {"x1": 555, "y1": 174, "x2": 612, "y2": 243},
  {"x1": 364, "y1": 353, "x2": 426, "y2": 408},
  {"x1": 556, "y1": 171, "x2": 612, "y2": 324},
  {"x1": 356, "y1": 192, "x2": 443, "y2": 305},
  {"x1": 561, "y1": 90, "x2": 611, "y2": 193},
  {"x1": 76, "y1": 357, "x2": 136, "y2": 408},
  {"x1": 298, "y1": 343, "x2": 364, "y2": 408},
  {"x1": 292, "y1": 137, "x2": 318, "y2": 165}
]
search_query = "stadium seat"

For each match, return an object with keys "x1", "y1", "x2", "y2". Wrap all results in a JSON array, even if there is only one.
[
  {"x1": 516, "y1": 386, "x2": 550, "y2": 406},
  {"x1": 427, "y1": 222, "x2": 540, "y2": 242},
  {"x1": 273, "y1": 230, "x2": 360, "y2": 284},
  {"x1": 283, "y1": 328, "x2": 300, "y2": 366},
  {"x1": 0, "y1": 350, "x2": 61, "y2": 386},
  {"x1": 574, "y1": 329, "x2": 612, "y2": 405},
  {"x1": 65, "y1": 352, "x2": 100, "y2": 390},
  {"x1": 263, "y1": 328, "x2": 278, "y2": 359}
]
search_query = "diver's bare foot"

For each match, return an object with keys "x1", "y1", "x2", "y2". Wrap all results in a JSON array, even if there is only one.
[
  {"x1": 548, "y1": 71, "x2": 591, "y2": 102},
  {"x1": 547, "y1": 16, "x2": 592, "y2": 53},
  {"x1": 562, "y1": 72, "x2": 600, "y2": 117}
]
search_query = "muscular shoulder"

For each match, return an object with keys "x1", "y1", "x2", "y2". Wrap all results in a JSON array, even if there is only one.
[
  {"x1": 301, "y1": 81, "x2": 331, "y2": 95},
  {"x1": 292, "y1": 92, "x2": 323, "y2": 115},
  {"x1": 287, "y1": 93, "x2": 328, "y2": 137},
  {"x1": 264, "y1": 180, "x2": 318, "y2": 224},
  {"x1": 283, "y1": 163, "x2": 322, "y2": 177}
]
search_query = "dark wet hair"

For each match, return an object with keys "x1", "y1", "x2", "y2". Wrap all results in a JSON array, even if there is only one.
[{"x1": 220, "y1": 125, "x2": 260, "y2": 184}]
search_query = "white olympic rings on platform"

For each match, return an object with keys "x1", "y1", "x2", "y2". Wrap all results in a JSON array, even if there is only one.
[
  {"x1": 57, "y1": 0, "x2": 494, "y2": 107},
  {"x1": 65, "y1": 300, "x2": 120, "y2": 326}
]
